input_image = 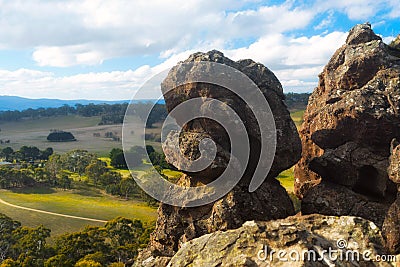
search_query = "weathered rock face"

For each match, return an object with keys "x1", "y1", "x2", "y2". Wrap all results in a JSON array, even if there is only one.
[
  {"x1": 168, "y1": 215, "x2": 393, "y2": 267},
  {"x1": 387, "y1": 139, "x2": 400, "y2": 187},
  {"x1": 294, "y1": 23, "x2": 400, "y2": 209},
  {"x1": 302, "y1": 181, "x2": 390, "y2": 228},
  {"x1": 383, "y1": 196, "x2": 400, "y2": 255},
  {"x1": 136, "y1": 50, "x2": 301, "y2": 265},
  {"x1": 382, "y1": 140, "x2": 400, "y2": 254},
  {"x1": 162, "y1": 50, "x2": 301, "y2": 180},
  {"x1": 148, "y1": 177, "x2": 294, "y2": 258}
]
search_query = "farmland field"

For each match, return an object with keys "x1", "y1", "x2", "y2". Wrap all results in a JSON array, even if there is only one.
[
  {"x1": 0, "y1": 110, "x2": 304, "y2": 237},
  {"x1": 0, "y1": 186, "x2": 157, "y2": 238}
]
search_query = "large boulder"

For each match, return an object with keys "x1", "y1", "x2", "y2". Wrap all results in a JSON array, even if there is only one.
[
  {"x1": 161, "y1": 50, "x2": 301, "y2": 180},
  {"x1": 294, "y1": 23, "x2": 400, "y2": 205},
  {"x1": 168, "y1": 215, "x2": 394, "y2": 267},
  {"x1": 136, "y1": 50, "x2": 301, "y2": 265}
]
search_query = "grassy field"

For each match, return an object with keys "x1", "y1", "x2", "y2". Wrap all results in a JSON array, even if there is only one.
[
  {"x1": 290, "y1": 109, "x2": 305, "y2": 128},
  {"x1": 0, "y1": 115, "x2": 124, "y2": 156},
  {"x1": 0, "y1": 109, "x2": 304, "y2": 237},
  {"x1": 276, "y1": 167, "x2": 295, "y2": 193},
  {"x1": 0, "y1": 186, "x2": 157, "y2": 238}
]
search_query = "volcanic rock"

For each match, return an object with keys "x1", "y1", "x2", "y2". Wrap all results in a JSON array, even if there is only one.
[
  {"x1": 383, "y1": 196, "x2": 400, "y2": 255},
  {"x1": 147, "y1": 177, "x2": 294, "y2": 258},
  {"x1": 294, "y1": 23, "x2": 400, "y2": 206},
  {"x1": 161, "y1": 50, "x2": 301, "y2": 180},
  {"x1": 136, "y1": 50, "x2": 301, "y2": 265},
  {"x1": 382, "y1": 140, "x2": 400, "y2": 254},
  {"x1": 168, "y1": 215, "x2": 393, "y2": 267},
  {"x1": 302, "y1": 181, "x2": 390, "y2": 227}
]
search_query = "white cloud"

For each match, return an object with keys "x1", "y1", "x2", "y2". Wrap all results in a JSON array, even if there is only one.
[
  {"x1": 33, "y1": 46, "x2": 105, "y2": 67},
  {"x1": 224, "y1": 31, "x2": 347, "y2": 91},
  {"x1": 315, "y1": 0, "x2": 400, "y2": 20},
  {"x1": 0, "y1": 0, "x2": 398, "y2": 98},
  {"x1": 0, "y1": 0, "x2": 318, "y2": 67},
  {"x1": 0, "y1": 30, "x2": 349, "y2": 99},
  {"x1": 314, "y1": 10, "x2": 335, "y2": 30}
]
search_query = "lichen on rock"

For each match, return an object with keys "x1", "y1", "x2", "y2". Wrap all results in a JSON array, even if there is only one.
[{"x1": 294, "y1": 23, "x2": 400, "y2": 229}]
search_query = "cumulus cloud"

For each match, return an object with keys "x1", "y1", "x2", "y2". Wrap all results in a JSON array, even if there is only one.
[
  {"x1": 0, "y1": 0, "x2": 398, "y2": 98},
  {"x1": 224, "y1": 31, "x2": 347, "y2": 91},
  {"x1": 0, "y1": 30, "x2": 348, "y2": 100},
  {"x1": 0, "y1": 0, "x2": 317, "y2": 67}
]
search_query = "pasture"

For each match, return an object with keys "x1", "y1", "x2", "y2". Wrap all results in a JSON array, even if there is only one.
[{"x1": 0, "y1": 186, "x2": 157, "y2": 238}]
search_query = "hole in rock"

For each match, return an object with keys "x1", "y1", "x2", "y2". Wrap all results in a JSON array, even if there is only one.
[{"x1": 353, "y1": 165, "x2": 381, "y2": 198}]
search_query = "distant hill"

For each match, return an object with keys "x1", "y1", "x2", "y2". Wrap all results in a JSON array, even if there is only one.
[{"x1": 0, "y1": 96, "x2": 130, "y2": 111}]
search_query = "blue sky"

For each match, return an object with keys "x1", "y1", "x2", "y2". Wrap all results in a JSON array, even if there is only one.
[{"x1": 0, "y1": 0, "x2": 399, "y2": 100}]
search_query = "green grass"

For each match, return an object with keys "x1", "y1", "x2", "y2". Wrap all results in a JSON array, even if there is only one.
[
  {"x1": 162, "y1": 169, "x2": 183, "y2": 183},
  {"x1": 0, "y1": 186, "x2": 157, "y2": 238},
  {"x1": 290, "y1": 110, "x2": 305, "y2": 128},
  {"x1": 277, "y1": 167, "x2": 295, "y2": 193}
]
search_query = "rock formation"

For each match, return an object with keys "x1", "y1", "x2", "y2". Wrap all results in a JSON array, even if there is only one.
[
  {"x1": 136, "y1": 50, "x2": 302, "y2": 265},
  {"x1": 382, "y1": 139, "x2": 400, "y2": 254},
  {"x1": 294, "y1": 24, "x2": 400, "y2": 227},
  {"x1": 168, "y1": 215, "x2": 393, "y2": 266}
]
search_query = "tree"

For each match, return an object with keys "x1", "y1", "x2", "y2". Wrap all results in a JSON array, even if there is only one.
[
  {"x1": 54, "y1": 226, "x2": 110, "y2": 263},
  {"x1": 45, "y1": 154, "x2": 61, "y2": 185},
  {"x1": 44, "y1": 254, "x2": 73, "y2": 267},
  {"x1": 19, "y1": 146, "x2": 40, "y2": 161},
  {"x1": 77, "y1": 252, "x2": 106, "y2": 266},
  {"x1": 40, "y1": 148, "x2": 54, "y2": 160},
  {"x1": 148, "y1": 151, "x2": 170, "y2": 169},
  {"x1": 110, "y1": 148, "x2": 126, "y2": 169},
  {"x1": 0, "y1": 214, "x2": 21, "y2": 261},
  {"x1": 57, "y1": 172, "x2": 72, "y2": 190},
  {"x1": 105, "y1": 217, "x2": 145, "y2": 264},
  {"x1": 110, "y1": 148, "x2": 143, "y2": 169},
  {"x1": 145, "y1": 145, "x2": 155, "y2": 155},
  {"x1": 74, "y1": 259, "x2": 102, "y2": 267},
  {"x1": 119, "y1": 177, "x2": 138, "y2": 199},
  {"x1": 11, "y1": 225, "x2": 51, "y2": 262},
  {"x1": 59, "y1": 150, "x2": 97, "y2": 175},
  {"x1": 99, "y1": 171, "x2": 122, "y2": 186},
  {"x1": 47, "y1": 131, "x2": 76, "y2": 142},
  {"x1": 1, "y1": 147, "x2": 14, "y2": 162},
  {"x1": 0, "y1": 259, "x2": 18, "y2": 267},
  {"x1": 33, "y1": 168, "x2": 49, "y2": 184},
  {"x1": 85, "y1": 160, "x2": 107, "y2": 186}
]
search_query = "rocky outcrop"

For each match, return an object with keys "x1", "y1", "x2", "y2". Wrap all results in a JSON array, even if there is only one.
[
  {"x1": 294, "y1": 24, "x2": 400, "y2": 227},
  {"x1": 136, "y1": 50, "x2": 301, "y2": 265},
  {"x1": 168, "y1": 215, "x2": 394, "y2": 266},
  {"x1": 382, "y1": 139, "x2": 400, "y2": 254},
  {"x1": 161, "y1": 50, "x2": 301, "y2": 180},
  {"x1": 148, "y1": 178, "x2": 294, "y2": 258},
  {"x1": 301, "y1": 182, "x2": 390, "y2": 227}
]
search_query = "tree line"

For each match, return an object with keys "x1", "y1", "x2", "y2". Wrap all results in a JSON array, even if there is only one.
[
  {"x1": 0, "y1": 146, "x2": 53, "y2": 163},
  {"x1": 0, "y1": 146, "x2": 171, "y2": 205},
  {"x1": 284, "y1": 92, "x2": 311, "y2": 110},
  {"x1": 0, "y1": 102, "x2": 168, "y2": 128},
  {"x1": 0, "y1": 103, "x2": 127, "y2": 122},
  {"x1": 0, "y1": 214, "x2": 153, "y2": 267}
]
